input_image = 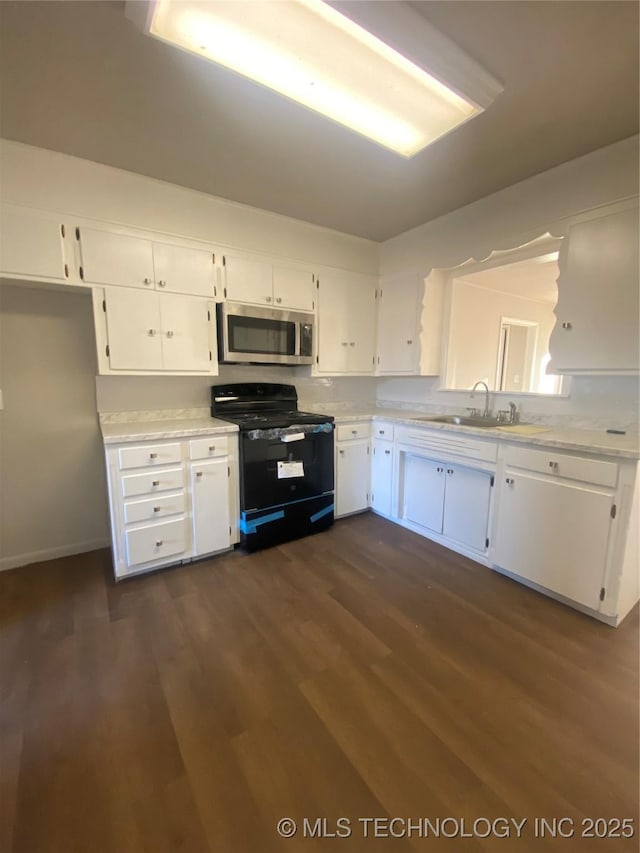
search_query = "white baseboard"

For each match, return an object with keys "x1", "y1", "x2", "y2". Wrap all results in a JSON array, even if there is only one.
[{"x1": 0, "y1": 539, "x2": 111, "y2": 572}]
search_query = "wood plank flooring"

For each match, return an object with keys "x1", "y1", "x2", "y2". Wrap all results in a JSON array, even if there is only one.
[{"x1": 1, "y1": 513, "x2": 638, "y2": 852}]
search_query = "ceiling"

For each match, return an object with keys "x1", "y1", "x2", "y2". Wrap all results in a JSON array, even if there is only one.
[{"x1": 0, "y1": 1, "x2": 638, "y2": 242}]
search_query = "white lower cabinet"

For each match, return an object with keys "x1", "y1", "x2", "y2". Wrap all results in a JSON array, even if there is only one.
[
  {"x1": 370, "y1": 436, "x2": 394, "y2": 517},
  {"x1": 401, "y1": 455, "x2": 492, "y2": 553},
  {"x1": 335, "y1": 422, "x2": 371, "y2": 517},
  {"x1": 105, "y1": 433, "x2": 239, "y2": 579},
  {"x1": 190, "y1": 457, "x2": 231, "y2": 556},
  {"x1": 491, "y1": 446, "x2": 619, "y2": 612}
]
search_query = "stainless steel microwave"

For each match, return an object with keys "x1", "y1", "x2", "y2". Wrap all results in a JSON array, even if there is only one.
[{"x1": 217, "y1": 302, "x2": 314, "y2": 365}]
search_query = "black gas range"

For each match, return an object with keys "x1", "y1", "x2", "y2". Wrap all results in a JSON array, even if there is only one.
[{"x1": 211, "y1": 383, "x2": 335, "y2": 551}]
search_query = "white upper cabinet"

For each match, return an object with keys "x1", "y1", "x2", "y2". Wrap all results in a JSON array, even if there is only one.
[
  {"x1": 549, "y1": 203, "x2": 639, "y2": 374},
  {"x1": 272, "y1": 263, "x2": 315, "y2": 312},
  {"x1": 80, "y1": 227, "x2": 155, "y2": 289},
  {"x1": 153, "y1": 242, "x2": 216, "y2": 298},
  {"x1": 316, "y1": 270, "x2": 377, "y2": 374},
  {"x1": 96, "y1": 286, "x2": 217, "y2": 375},
  {"x1": 376, "y1": 271, "x2": 421, "y2": 375},
  {"x1": 0, "y1": 204, "x2": 73, "y2": 283},
  {"x1": 78, "y1": 226, "x2": 217, "y2": 298},
  {"x1": 222, "y1": 251, "x2": 315, "y2": 311}
]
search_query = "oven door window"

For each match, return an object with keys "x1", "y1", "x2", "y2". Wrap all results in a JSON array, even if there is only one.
[{"x1": 228, "y1": 315, "x2": 296, "y2": 356}]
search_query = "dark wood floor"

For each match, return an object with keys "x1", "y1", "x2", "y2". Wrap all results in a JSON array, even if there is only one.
[{"x1": 1, "y1": 513, "x2": 638, "y2": 853}]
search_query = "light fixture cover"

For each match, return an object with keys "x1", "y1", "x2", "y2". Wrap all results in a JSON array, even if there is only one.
[{"x1": 134, "y1": 0, "x2": 502, "y2": 157}]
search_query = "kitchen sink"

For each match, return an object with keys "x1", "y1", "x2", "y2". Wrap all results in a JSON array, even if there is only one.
[{"x1": 412, "y1": 415, "x2": 505, "y2": 428}]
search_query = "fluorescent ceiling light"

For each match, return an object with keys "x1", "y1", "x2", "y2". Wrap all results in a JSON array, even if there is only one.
[{"x1": 134, "y1": 0, "x2": 503, "y2": 158}]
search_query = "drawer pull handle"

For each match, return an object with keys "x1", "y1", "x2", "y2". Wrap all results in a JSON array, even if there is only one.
[
  {"x1": 196, "y1": 471, "x2": 203, "y2": 477},
  {"x1": 562, "y1": 322, "x2": 572, "y2": 330},
  {"x1": 506, "y1": 477, "x2": 514, "y2": 485},
  {"x1": 266, "y1": 296, "x2": 272, "y2": 303},
  {"x1": 149, "y1": 453, "x2": 158, "y2": 459},
  {"x1": 153, "y1": 506, "x2": 161, "y2": 512},
  {"x1": 447, "y1": 468, "x2": 454, "y2": 475},
  {"x1": 351, "y1": 429, "x2": 357, "y2": 435},
  {"x1": 276, "y1": 297, "x2": 282, "y2": 304},
  {"x1": 339, "y1": 449, "x2": 344, "y2": 455},
  {"x1": 152, "y1": 480, "x2": 160, "y2": 486},
  {"x1": 148, "y1": 329, "x2": 156, "y2": 336},
  {"x1": 158, "y1": 279, "x2": 166, "y2": 288},
  {"x1": 143, "y1": 277, "x2": 152, "y2": 285},
  {"x1": 384, "y1": 449, "x2": 391, "y2": 455},
  {"x1": 166, "y1": 330, "x2": 174, "y2": 338},
  {"x1": 407, "y1": 339, "x2": 413, "y2": 345},
  {"x1": 208, "y1": 445, "x2": 215, "y2": 452},
  {"x1": 155, "y1": 540, "x2": 163, "y2": 547},
  {"x1": 549, "y1": 461, "x2": 559, "y2": 470},
  {"x1": 349, "y1": 341, "x2": 355, "y2": 346},
  {"x1": 379, "y1": 430, "x2": 385, "y2": 434}
]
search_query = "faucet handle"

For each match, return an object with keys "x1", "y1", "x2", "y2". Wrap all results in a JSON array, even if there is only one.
[{"x1": 508, "y1": 401, "x2": 519, "y2": 423}]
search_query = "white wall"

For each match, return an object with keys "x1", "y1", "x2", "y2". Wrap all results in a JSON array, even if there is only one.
[
  {"x1": 445, "y1": 281, "x2": 556, "y2": 392},
  {"x1": 0, "y1": 285, "x2": 110, "y2": 570},
  {"x1": 0, "y1": 139, "x2": 379, "y2": 275}
]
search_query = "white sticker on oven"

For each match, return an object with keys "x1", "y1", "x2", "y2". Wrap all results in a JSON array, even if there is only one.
[{"x1": 277, "y1": 461, "x2": 304, "y2": 479}]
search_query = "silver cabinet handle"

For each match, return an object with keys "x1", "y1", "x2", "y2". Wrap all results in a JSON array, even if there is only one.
[
  {"x1": 379, "y1": 430, "x2": 385, "y2": 435},
  {"x1": 143, "y1": 277, "x2": 152, "y2": 285},
  {"x1": 562, "y1": 322, "x2": 572, "y2": 330},
  {"x1": 266, "y1": 296, "x2": 272, "y2": 303},
  {"x1": 148, "y1": 329, "x2": 156, "y2": 336},
  {"x1": 152, "y1": 480, "x2": 160, "y2": 486},
  {"x1": 349, "y1": 341, "x2": 355, "y2": 346},
  {"x1": 549, "y1": 460, "x2": 559, "y2": 470},
  {"x1": 384, "y1": 449, "x2": 391, "y2": 455},
  {"x1": 195, "y1": 471, "x2": 203, "y2": 477},
  {"x1": 506, "y1": 477, "x2": 514, "y2": 485},
  {"x1": 166, "y1": 330, "x2": 174, "y2": 338},
  {"x1": 351, "y1": 429, "x2": 357, "y2": 434},
  {"x1": 208, "y1": 445, "x2": 215, "y2": 452},
  {"x1": 158, "y1": 280, "x2": 166, "y2": 288},
  {"x1": 153, "y1": 506, "x2": 161, "y2": 513},
  {"x1": 155, "y1": 540, "x2": 163, "y2": 547},
  {"x1": 276, "y1": 297, "x2": 282, "y2": 303},
  {"x1": 447, "y1": 468, "x2": 454, "y2": 474},
  {"x1": 436, "y1": 466, "x2": 443, "y2": 473},
  {"x1": 407, "y1": 339, "x2": 413, "y2": 345},
  {"x1": 149, "y1": 452, "x2": 157, "y2": 459},
  {"x1": 341, "y1": 341, "x2": 348, "y2": 346},
  {"x1": 339, "y1": 449, "x2": 344, "y2": 455}
]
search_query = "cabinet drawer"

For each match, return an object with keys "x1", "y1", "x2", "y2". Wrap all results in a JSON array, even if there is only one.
[
  {"x1": 397, "y1": 427, "x2": 498, "y2": 464},
  {"x1": 125, "y1": 518, "x2": 187, "y2": 567},
  {"x1": 121, "y1": 467, "x2": 184, "y2": 498},
  {"x1": 123, "y1": 493, "x2": 186, "y2": 525},
  {"x1": 118, "y1": 442, "x2": 182, "y2": 470},
  {"x1": 336, "y1": 422, "x2": 371, "y2": 442},
  {"x1": 504, "y1": 446, "x2": 618, "y2": 488},
  {"x1": 189, "y1": 435, "x2": 229, "y2": 460},
  {"x1": 373, "y1": 422, "x2": 394, "y2": 441}
]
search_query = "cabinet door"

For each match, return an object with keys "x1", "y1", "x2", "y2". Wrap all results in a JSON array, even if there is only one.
[
  {"x1": 80, "y1": 227, "x2": 155, "y2": 289},
  {"x1": 376, "y1": 272, "x2": 420, "y2": 374},
  {"x1": 222, "y1": 252, "x2": 273, "y2": 305},
  {"x1": 153, "y1": 242, "x2": 216, "y2": 298},
  {"x1": 346, "y1": 273, "x2": 377, "y2": 373},
  {"x1": 316, "y1": 271, "x2": 350, "y2": 373},
  {"x1": 159, "y1": 294, "x2": 214, "y2": 372},
  {"x1": 550, "y1": 205, "x2": 639, "y2": 373},
  {"x1": 371, "y1": 440, "x2": 394, "y2": 517},
  {"x1": 492, "y1": 472, "x2": 613, "y2": 610},
  {"x1": 336, "y1": 441, "x2": 370, "y2": 516},
  {"x1": 402, "y1": 455, "x2": 445, "y2": 533},
  {"x1": 190, "y1": 458, "x2": 231, "y2": 556},
  {"x1": 0, "y1": 205, "x2": 69, "y2": 282},
  {"x1": 272, "y1": 264, "x2": 315, "y2": 312},
  {"x1": 104, "y1": 288, "x2": 163, "y2": 370},
  {"x1": 443, "y1": 465, "x2": 492, "y2": 551}
]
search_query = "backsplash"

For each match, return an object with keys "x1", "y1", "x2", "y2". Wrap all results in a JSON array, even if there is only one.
[
  {"x1": 376, "y1": 375, "x2": 640, "y2": 432},
  {"x1": 95, "y1": 365, "x2": 379, "y2": 414}
]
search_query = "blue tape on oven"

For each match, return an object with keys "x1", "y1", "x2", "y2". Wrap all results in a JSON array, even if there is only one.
[
  {"x1": 240, "y1": 510, "x2": 285, "y2": 535},
  {"x1": 310, "y1": 503, "x2": 334, "y2": 523}
]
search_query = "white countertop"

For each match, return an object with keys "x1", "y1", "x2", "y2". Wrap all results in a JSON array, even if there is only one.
[
  {"x1": 101, "y1": 417, "x2": 238, "y2": 445},
  {"x1": 306, "y1": 406, "x2": 640, "y2": 460},
  {"x1": 99, "y1": 408, "x2": 639, "y2": 459}
]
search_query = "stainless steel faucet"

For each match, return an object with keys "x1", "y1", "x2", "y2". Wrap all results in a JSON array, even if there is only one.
[
  {"x1": 471, "y1": 381, "x2": 491, "y2": 418},
  {"x1": 508, "y1": 401, "x2": 519, "y2": 424}
]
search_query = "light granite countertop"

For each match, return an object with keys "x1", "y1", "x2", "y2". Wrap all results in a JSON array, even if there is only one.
[
  {"x1": 305, "y1": 406, "x2": 640, "y2": 460},
  {"x1": 99, "y1": 408, "x2": 639, "y2": 459},
  {"x1": 101, "y1": 417, "x2": 238, "y2": 445}
]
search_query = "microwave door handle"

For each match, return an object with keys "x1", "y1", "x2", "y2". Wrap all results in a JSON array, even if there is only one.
[{"x1": 294, "y1": 320, "x2": 300, "y2": 357}]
